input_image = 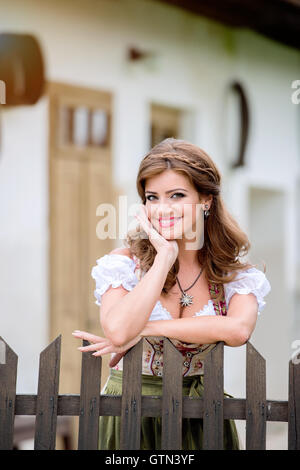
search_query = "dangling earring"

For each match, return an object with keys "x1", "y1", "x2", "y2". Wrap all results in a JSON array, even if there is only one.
[{"x1": 204, "y1": 204, "x2": 210, "y2": 219}]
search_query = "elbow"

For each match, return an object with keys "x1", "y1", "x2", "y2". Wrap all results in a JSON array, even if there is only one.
[
  {"x1": 111, "y1": 332, "x2": 129, "y2": 348},
  {"x1": 101, "y1": 322, "x2": 128, "y2": 347},
  {"x1": 110, "y1": 334, "x2": 127, "y2": 348},
  {"x1": 226, "y1": 324, "x2": 252, "y2": 347}
]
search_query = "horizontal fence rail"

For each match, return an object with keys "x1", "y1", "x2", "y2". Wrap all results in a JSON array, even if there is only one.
[{"x1": 0, "y1": 335, "x2": 299, "y2": 450}]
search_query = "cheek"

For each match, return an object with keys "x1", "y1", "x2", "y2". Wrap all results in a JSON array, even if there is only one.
[
  {"x1": 182, "y1": 204, "x2": 202, "y2": 232},
  {"x1": 145, "y1": 203, "x2": 154, "y2": 219},
  {"x1": 182, "y1": 202, "x2": 195, "y2": 220}
]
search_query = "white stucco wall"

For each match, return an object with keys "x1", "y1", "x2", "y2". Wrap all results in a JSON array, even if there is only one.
[{"x1": 0, "y1": 1, "x2": 299, "y2": 448}]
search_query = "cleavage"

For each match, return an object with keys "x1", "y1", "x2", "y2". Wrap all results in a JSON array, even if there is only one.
[{"x1": 159, "y1": 283, "x2": 211, "y2": 320}]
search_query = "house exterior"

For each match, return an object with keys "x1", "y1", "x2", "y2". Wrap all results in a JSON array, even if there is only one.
[{"x1": 0, "y1": 0, "x2": 299, "y2": 449}]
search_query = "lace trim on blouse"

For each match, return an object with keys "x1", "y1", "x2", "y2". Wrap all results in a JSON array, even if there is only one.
[{"x1": 91, "y1": 253, "x2": 271, "y2": 317}]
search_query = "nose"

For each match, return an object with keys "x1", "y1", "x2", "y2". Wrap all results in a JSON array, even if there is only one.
[
  {"x1": 157, "y1": 204, "x2": 178, "y2": 219},
  {"x1": 148, "y1": 202, "x2": 176, "y2": 219}
]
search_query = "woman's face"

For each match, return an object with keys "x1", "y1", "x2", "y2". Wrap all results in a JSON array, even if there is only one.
[{"x1": 144, "y1": 169, "x2": 211, "y2": 242}]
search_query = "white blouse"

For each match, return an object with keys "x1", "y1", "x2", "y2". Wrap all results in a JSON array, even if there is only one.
[
  {"x1": 91, "y1": 252, "x2": 271, "y2": 377},
  {"x1": 91, "y1": 253, "x2": 271, "y2": 318}
]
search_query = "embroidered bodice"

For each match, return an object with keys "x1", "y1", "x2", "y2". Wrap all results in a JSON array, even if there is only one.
[{"x1": 91, "y1": 252, "x2": 271, "y2": 377}]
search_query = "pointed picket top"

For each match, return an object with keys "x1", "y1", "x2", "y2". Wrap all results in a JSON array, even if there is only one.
[
  {"x1": 246, "y1": 341, "x2": 266, "y2": 449},
  {"x1": 0, "y1": 336, "x2": 18, "y2": 366},
  {"x1": 34, "y1": 335, "x2": 61, "y2": 450},
  {"x1": 39, "y1": 334, "x2": 62, "y2": 358}
]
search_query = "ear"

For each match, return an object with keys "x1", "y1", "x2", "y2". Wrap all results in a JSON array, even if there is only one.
[{"x1": 201, "y1": 194, "x2": 213, "y2": 210}]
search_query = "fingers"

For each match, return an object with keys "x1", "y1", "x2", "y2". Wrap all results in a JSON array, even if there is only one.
[
  {"x1": 77, "y1": 341, "x2": 115, "y2": 356},
  {"x1": 136, "y1": 205, "x2": 153, "y2": 230},
  {"x1": 135, "y1": 212, "x2": 150, "y2": 235},
  {"x1": 72, "y1": 330, "x2": 129, "y2": 361},
  {"x1": 135, "y1": 207, "x2": 160, "y2": 240},
  {"x1": 92, "y1": 345, "x2": 116, "y2": 356},
  {"x1": 77, "y1": 341, "x2": 109, "y2": 352},
  {"x1": 72, "y1": 330, "x2": 105, "y2": 344}
]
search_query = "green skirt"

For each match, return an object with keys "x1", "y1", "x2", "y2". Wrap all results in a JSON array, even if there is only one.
[{"x1": 99, "y1": 369, "x2": 240, "y2": 450}]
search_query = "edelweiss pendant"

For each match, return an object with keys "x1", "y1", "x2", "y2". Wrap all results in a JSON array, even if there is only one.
[{"x1": 180, "y1": 293, "x2": 193, "y2": 307}]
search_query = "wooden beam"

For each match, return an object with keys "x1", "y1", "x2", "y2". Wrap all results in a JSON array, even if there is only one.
[{"x1": 155, "y1": 0, "x2": 300, "y2": 49}]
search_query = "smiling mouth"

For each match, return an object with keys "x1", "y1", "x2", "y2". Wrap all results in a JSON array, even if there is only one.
[{"x1": 158, "y1": 217, "x2": 182, "y2": 227}]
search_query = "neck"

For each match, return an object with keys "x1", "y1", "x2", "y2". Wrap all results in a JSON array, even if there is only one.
[{"x1": 176, "y1": 238, "x2": 201, "y2": 268}]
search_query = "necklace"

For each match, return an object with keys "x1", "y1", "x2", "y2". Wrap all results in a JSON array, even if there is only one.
[{"x1": 176, "y1": 266, "x2": 204, "y2": 307}]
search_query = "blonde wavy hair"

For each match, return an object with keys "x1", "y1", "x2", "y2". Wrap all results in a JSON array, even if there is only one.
[{"x1": 124, "y1": 138, "x2": 264, "y2": 303}]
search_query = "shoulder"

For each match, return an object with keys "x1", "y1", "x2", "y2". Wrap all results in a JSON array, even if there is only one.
[
  {"x1": 91, "y1": 248, "x2": 138, "y2": 306},
  {"x1": 225, "y1": 266, "x2": 269, "y2": 283},
  {"x1": 223, "y1": 267, "x2": 271, "y2": 314},
  {"x1": 92, "y1": 247, "x2": 135, "y2": 275},
  {"x1": 224, "y1": 266, "x2": 270, "y2": 290}
]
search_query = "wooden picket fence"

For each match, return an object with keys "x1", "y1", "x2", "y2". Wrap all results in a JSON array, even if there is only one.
[{"x1": 0, "y1": 335, "x2": 299, "y2": 450}]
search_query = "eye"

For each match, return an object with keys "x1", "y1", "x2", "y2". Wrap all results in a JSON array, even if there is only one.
[
  {"x1": 171, "y1": 192, "x2": 185, "y2": 199},
  {"x1": 146, "y1": 192, "x2": 185, "y2": 201}
]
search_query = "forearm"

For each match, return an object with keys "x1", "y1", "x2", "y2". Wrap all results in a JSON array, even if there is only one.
[
  {"x1": 104, "y1": 252, "x2": 172, "y2": 346},
  {"x1": 141, "y1": 316, "x2": 250, "y2": 347}
]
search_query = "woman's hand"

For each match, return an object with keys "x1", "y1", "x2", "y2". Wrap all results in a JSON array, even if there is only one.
[
  {"x1": 72, "y1": 330, "x2": 143, "y2": 367},
  {"x1": 135, "y1": 204, "x2": 178, "y2": 267}
]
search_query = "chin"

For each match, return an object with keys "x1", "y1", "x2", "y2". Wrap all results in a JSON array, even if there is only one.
[{"x1": 158, "y1": 228, "x2": 183, "y2": 240}]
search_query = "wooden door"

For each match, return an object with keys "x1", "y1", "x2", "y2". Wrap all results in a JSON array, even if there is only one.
[{"x1": 47, "y1": 82, "x2": 115, "y2": 395}]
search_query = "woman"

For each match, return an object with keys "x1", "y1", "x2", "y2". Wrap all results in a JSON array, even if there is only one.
[{"x1": 72, "y1": 138, "x2": 271, "y2": 450}]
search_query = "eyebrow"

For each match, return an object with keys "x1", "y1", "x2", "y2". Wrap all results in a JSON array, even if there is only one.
[{"x1": 145, "y1": 188, "x2": 188, "y2": 194}]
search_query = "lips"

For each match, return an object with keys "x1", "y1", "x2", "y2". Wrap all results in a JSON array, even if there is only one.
[{"x1": 158, "y1": 216, "x2": 182, "y2": 227}]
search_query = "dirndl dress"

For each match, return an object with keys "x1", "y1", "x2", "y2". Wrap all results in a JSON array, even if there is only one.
[
  {"x1": 99, "y1": 368, "x2": 240, "y2": 450},
  {"x1": 98, "y1": 281, "x2": 240, "y2": 450}
]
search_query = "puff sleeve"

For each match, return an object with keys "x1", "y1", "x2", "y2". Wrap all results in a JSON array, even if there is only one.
[
  {"x1": 223, "y1": 267, "x2": 271, "y2": 315},
  {"x1": 91, "y1": 254, "x2": 139, "y2": 306}
]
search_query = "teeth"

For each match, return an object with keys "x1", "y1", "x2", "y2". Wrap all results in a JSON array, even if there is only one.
[{"x1": 159, "y1": 217, "x2": 181, "y2": 227}]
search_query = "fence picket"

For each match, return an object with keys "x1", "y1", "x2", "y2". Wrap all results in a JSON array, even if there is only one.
[
  {"x1": 288, "y1": 358, "x2": 300, "y2": 449},
  {"x1": 78, "y1": 339, "x2": 102, "y2": 450},
  {"x1": 0, "y1": 337, "x2": 18, "y2": 449},
  {"x1": 34, "y1": 336, "x2": 61, "y2": 450},
  {"x1": 203, "y1": 341, "x2": 224, "y2": 449},
  {"x1": 161, "y1": 338, "x2": 183, "y2": 450},
  {"x1": 0, "y1": 335, "x2": 295, "y2": 450},
  {"x1": 120, "y1": 339, "x2": 143, "y2": 450},
  {"x1": 246, "y1": 341, "x2": 266, "y2": 449}
]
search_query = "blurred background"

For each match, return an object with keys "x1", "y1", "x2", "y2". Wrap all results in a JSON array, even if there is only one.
[{"x1": 0, "y1": 0, "x2": 299, "y2": 450}]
